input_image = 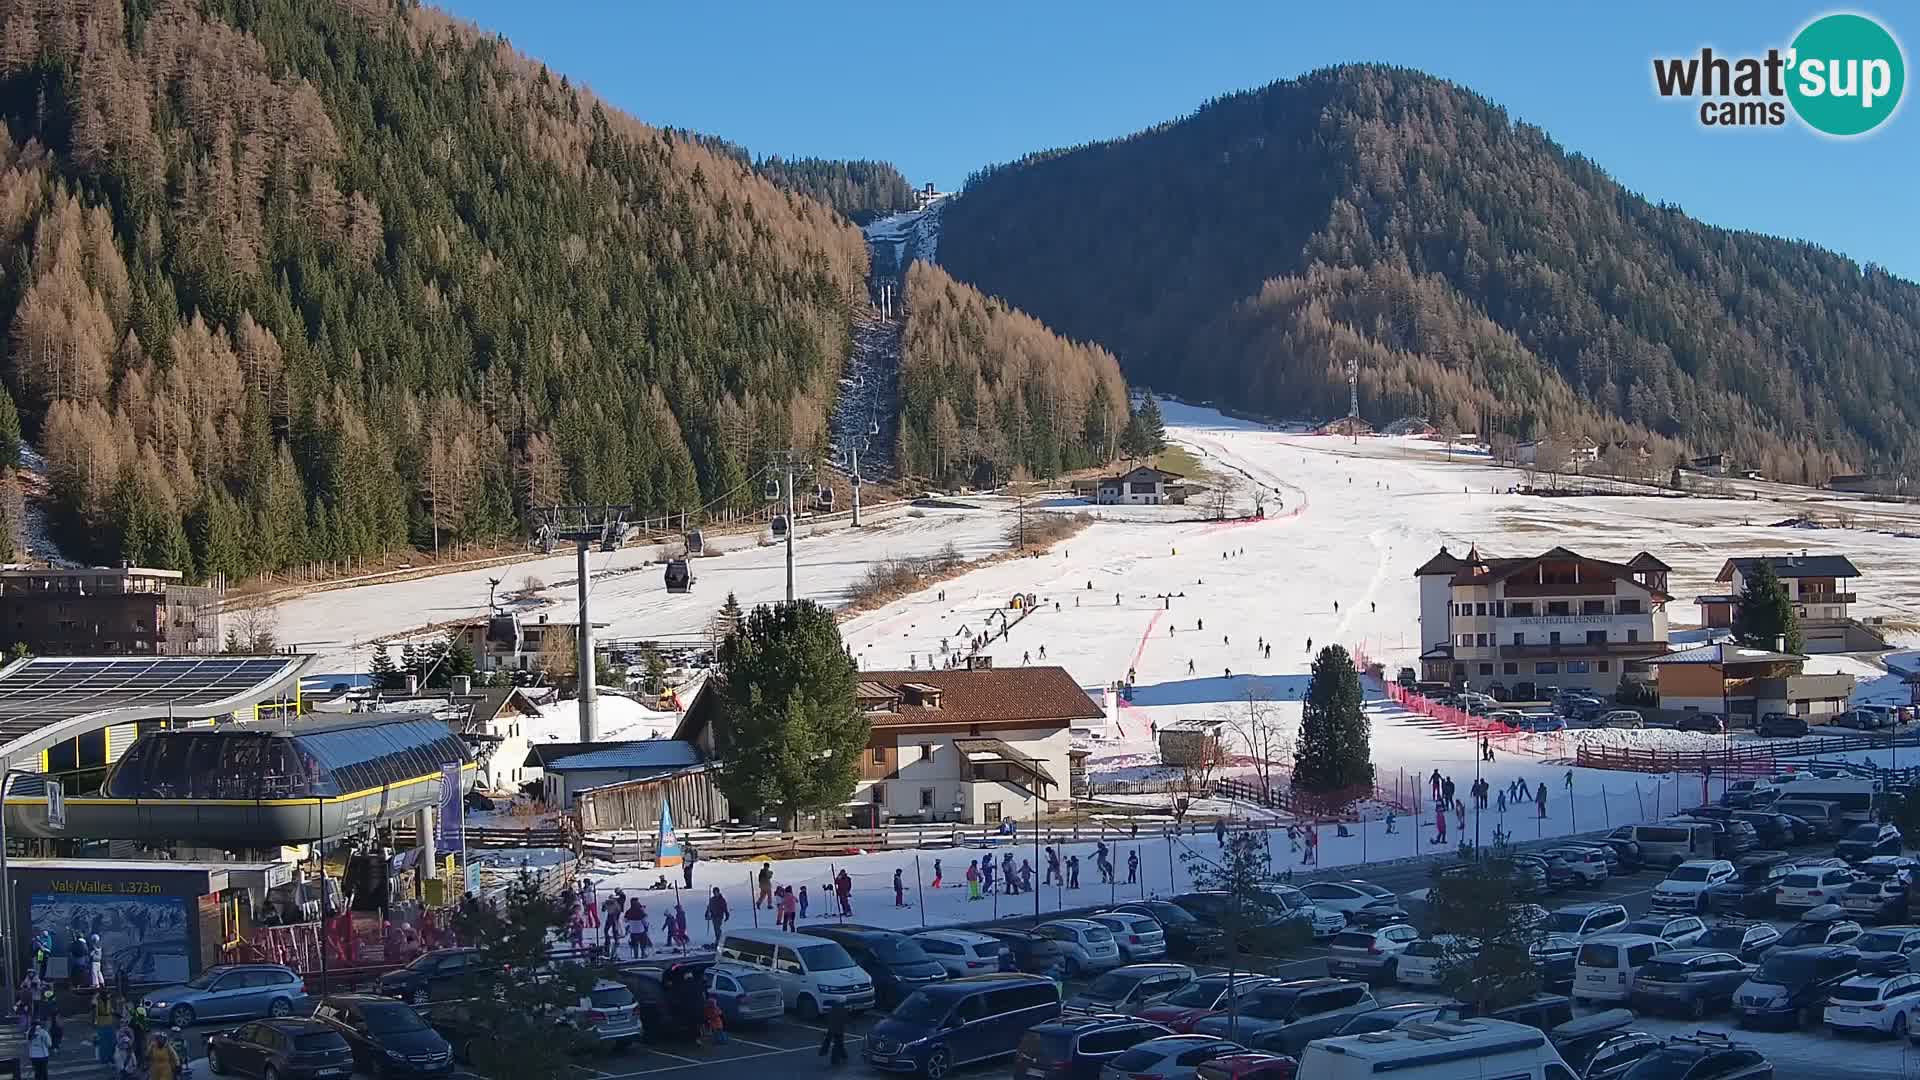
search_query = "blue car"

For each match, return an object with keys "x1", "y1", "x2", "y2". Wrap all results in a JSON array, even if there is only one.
[
  {"x1": 865, "y1": 975, "x2": 1060, "y2": 1075},
  {"x1": 142, "y1": 963, "x2": 305, "y2": 1027}
]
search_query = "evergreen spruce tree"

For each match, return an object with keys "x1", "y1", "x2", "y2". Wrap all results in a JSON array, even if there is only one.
[
  {"x1": 1732, "y1": 561, "x2": 1803, "y2": 653},
  {"x1": 370, "y1": 645, "x2": 398, "y2": 690},
  {"x1": 400, "y1": 642, "x2": 420, "y2": 686},
  {"x1": 709, "y1": 600, "x2": 869, "y2": 822},
  {"x1": 1294, "y1": 644, "x2": 1373, "y2": 795},
  {"x1": 0, "y1": 385, "x2": 20, "y2": 470},
  {"x1": 1138, "y1": 392, "x2": 1167, "y2": 454},
  {"x1": 1428, "y1": 853, "x2": 1543, "y2": 1013}
]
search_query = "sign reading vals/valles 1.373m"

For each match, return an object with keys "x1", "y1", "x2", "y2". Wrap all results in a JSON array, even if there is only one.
[{"x1": 1653, "y1": 12, "x2": 1906, "y2": 135}]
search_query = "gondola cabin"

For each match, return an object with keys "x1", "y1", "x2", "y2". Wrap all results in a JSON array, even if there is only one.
[
  {"x1": 664, "y1": 558, "x2": 694, "y2": 594},
  {"x1": 815, "y1": 485, "x2": 836, "y2": 511},
  {"x1": 685, "y1": 529, "x2": 704, "y2": 556},
  {"x1": 771, "y1": 514, "x2": 789, "y2": 539}
]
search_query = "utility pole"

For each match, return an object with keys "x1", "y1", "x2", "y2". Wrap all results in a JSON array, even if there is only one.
[{"x1": 531, "y1": 504, "x2": 631, "y2": 742}]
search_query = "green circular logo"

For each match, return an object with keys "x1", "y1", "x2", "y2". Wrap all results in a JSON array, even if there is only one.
[{"x1": 1787, "y1": 13, "x2": 1906, "y2": 136}]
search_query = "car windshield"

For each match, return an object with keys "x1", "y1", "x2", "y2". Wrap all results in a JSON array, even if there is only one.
[
  {"x1": 1636, "y1": 960, "x2": 1692, "y2": 981},
  {"x1": 1757, "y1": 953, "x2": 1817, "y2": 984},
  {"x1": 181, "y1": 971, "x2": 223, "y2": 990},
  {"x1": 869, "y1": 937, "x2": 933, "y2": 964},
  {"x1": 1847, "y1": 825, "x2": 1882, "y2": 841},
  {"x1": 1856, "y1": 932, "x2": 1911, "y2": 952},
  {"x1": 1845, "y1": 881, "x2": 1881, "y2": 895},
  {"x1": 1669, "y1": 866, "x2": 1711, "y2": 882},
  {"x1": 1110, "y1": 1047, "x2": 1166, "y2": 1072},
  {"x1": 1082, "y1": 973, "x2": 1141, "y2": 1002},
  {"x1": 590, "y1": 986, "x2": 635, "y2": 1008},
  {"x1": 798, "y1": 943, "x2": 856, "y2": 970},
  {"x1": 732, "y1": 971, "x2": 778, "y2": 992},
  {"x1": 361, "y1": 1003, "x2": 429, "y2": 1033},
  {"x1": 889, "y1": 992, "x2": 949, "y2": 1023},
  {"x1": 1783, "y1": 872, "x2": 1821, "y2": 887},
  {"x1": 1243, "y1": 993, "x2": 1298, "y2": 1019},
  {"x1": 1083, "y1": 927, "x2": 1114, "y2": 943},
  {"x1": 1331, "y1": 932, "x2": 1377, "y2": 949}
]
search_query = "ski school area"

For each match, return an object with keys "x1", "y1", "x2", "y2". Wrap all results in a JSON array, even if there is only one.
[{"x1": 525, "y1": 400, "x2": 1920, "y2": 935}]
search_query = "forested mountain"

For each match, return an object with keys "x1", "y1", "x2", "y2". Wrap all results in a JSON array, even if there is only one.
[
  {"x1": 898, "y1": 260, "x2": 1127, "y2": 486},
  {"x1": 680, "y1": 134, "x2": 917, "y2": 225},
  {"x1": 0, "y1": 0, "x2": 869, "y2": 577},
  {"x1": 940, "y1": 64, "x2": 1920, "y2": 481}
]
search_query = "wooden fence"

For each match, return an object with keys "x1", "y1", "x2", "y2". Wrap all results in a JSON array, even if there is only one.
[{"x1": 1575, "y1": 729, "x2": 1920, "y2": 776}]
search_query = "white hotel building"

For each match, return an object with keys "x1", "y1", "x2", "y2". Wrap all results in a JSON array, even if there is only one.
[{"x1": 1416, "y1": 545, "x2": 1672, "y2": 695}]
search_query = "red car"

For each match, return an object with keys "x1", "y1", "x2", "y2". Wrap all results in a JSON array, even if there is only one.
[
  {"x1": 1134, "y1": 975, "x2": 1279, "y2": 1034},
  {"x1": 1196, "y1": 1053, "x2": 1298, "y2": 1080}
]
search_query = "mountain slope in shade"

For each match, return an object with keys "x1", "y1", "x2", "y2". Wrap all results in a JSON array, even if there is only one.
[{"x1": 939, "y1": 64, "x2": 1920, "y2": 481}]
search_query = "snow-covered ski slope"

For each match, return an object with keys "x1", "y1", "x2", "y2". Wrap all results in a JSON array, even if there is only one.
[{"x1": 274, "y1": 502, "x2": 1015, "y2": 672}]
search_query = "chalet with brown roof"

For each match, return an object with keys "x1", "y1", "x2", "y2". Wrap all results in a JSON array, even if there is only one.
[
  {"x1": 678, "y1": 663, "x2": 1103, "y2": 826},
  {"x1": 1414, "y1": 544, "x2": 1671, "y2": 694}
]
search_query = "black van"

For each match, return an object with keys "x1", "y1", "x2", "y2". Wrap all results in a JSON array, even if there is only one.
[
  {"x1": 811, "y1": 927, "x2": 950, "y2": 1009},
  {"x1": 865, "y1": 974, "x2": 1061, "y2": 1077},
  {"x1": 1014, "y1": 1015, "x2": 1171, "y2": 1080}
]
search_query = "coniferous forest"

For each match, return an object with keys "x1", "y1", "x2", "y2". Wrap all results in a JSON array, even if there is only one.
[
  {"x1": 940, "y1": 64, "x2": 1920, "y2": 482},
  {"x1": 0, "y1": 0, "x2": 871, "y2": 576}
]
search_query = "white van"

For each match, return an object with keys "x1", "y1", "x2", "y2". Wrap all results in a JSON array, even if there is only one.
[
  {"x1": 1775, "y1": 778, "x2": 1882, "y2": 828},
  {"x1": 1630, "y1": 821, "x2": 1717, "y2": 869},
  {"x1": 1573, "y1": 934, "x2": 1672, "y2": 1004},
  {"x1": 1298, "y1": 1018, "x2": 1573, "y2": 1080},
  {"x1": 717, "y1": 928, "x2": 877, "y2": 1017}
]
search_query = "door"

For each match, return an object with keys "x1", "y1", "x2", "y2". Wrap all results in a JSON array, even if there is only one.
[
  {"x1": 774, "y1": 946, "x2": 805, "y2": 1005},
  {"x1": 949, "y1": 993, "x2": 987, "y2": 1062},
  {"x1": 203, "y1": 971, "x2": 248, "y2": 1019},
  {"x1": 225, "y1": 1024, "x2": 262, "y2": 1074}
]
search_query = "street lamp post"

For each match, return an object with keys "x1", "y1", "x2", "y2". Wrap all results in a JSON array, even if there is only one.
[{"x1": 0, "y1": 764, "x2": 44, "y2": 1019}]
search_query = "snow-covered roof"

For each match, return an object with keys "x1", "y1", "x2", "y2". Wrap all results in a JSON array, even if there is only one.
[
  {"x1": 1645, "y1": 643, "x2": 1805, "y2": 666},
  {"x1": 533, "y1": 739, "x2": 703, "y2": 773}
]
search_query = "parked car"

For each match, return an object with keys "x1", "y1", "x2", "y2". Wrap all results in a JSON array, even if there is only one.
[
  {"x1": 1772, "y1": 799, "x2": 1850, "y2": 841},
  {"x1": 1721, "y1": 780, "x2": 1779, "y2": 808},
  {"x1": 204, "y1": 1018, "x2": 355, "y2": 1080},
  {"x1": 1259, "y1": 887, "x2": 1347, "y2": 939},
  {"x1": 1693, "y1": 922, "x2": 1781, "y2": 964},
  {"x1": 808, "y1": 926, "x2": 950, "y2": 1008},
  {"x1": 310, "y1": 994, "x2": 454, "y2": 1077},
  {"x1": 1652, "y1": 860, "x2": 1737, "y2": 914},
  {"x1": 1597, "y1": 836, "x2": 1645, "y2": 872},
  {"x1": 1517, "y1": 853, "x2": 1578, "y2": 891},
  {"x1": 1775, "y1": 865, "x2": 1855, "y2": 912},
  {"x1": 1824, "y1": 971, "x2": 1920, "y2": 1036},
  {"x1": 1619, "y1": 915, "x2": 1707, "y2": 949},
  {"x1": 1015, "y1": 1016, "x2": 1174, "y2": 1080},
  {"x1": 1327, "y1": 1002, "x2": 1448, "y2": 1037},
  {"x1": 417, "y1": 1002, "x2": 502, "y2": 1064},
  {"x1": 1090, "y1": 912, "x2": 1171, "y2": 963},
  {"x1": 1544, "y1": 902, "x2": 1631, "y2": 939},
  {"x1": 1705, "y1": 855, "x2": 1795, "y2": 917},
  {"x1": 866, "y1": 974, "x2": 1061, "y2": 1075},
  {"x1": 1065, "y1": 965, "x2": 1196, "y2": 1014},
  {"x1": 1392, "y1": 936, "x2": 1454, "y2": 989},
  {"x1": 1850, "y1": 926, "x2": 1920, "y2": 971},
  {"x1": 716, "y1": 928, "x2": 875, "y2": 1017},
  {"x1": 981, "y1": 928, "x2": 1067, "y2": 974},
  {"x1": 1134, "y1": 975, "x2": 1279, "y2": 1033},
  {"x1": 1191, "y1": 979, "x2": 1376, "y2": 1054},
  {"x1": 1733, "y1": 944, "x2": 1861, "y2": 1028},
  {"x1": 1324, "y1": 925, "x2": 1419, "y2": 984},
  {"x1": 615, "y1": 959, "x2": 712, "y2": 1042},
  {"x1": 1840, "y1": 875, "x2": 1909, "y2": 923},
  {"x1": 1531, "y1": 934, "x2": 1582, "y2": 991},
  {"x1": 1627, "y1": 950, "x2": 1754, "y2": 1019},
  {"x1": 1678, "y1": 712, "x2": 1726, "y2": 734},
  {"x1": 1774, "y1": 813, "x2": 1818, "y2": 845},
  {"x1": 1599, "y1": 710, "x2": 1644, "y2": 729},
  {"x1": 1554, "y1": 1023, "x2": 1659, "y2": 1080},
  {"x1": 1170, "y1": 891, "x2": 1317, "y2": 938},
  {"x1": 1835, "y1": 707, "x2": 1889, "y2": 731},
  {"x1": 705, "y1": 961, "x2": 786, "y2": 1028},
  {"x1": 1193, "y1": 1053, "x2": 1298, "y2": 1080},
  {"x1": 1725, "y1": 812, "x2": 1791, "y2": 848},
  {"x1": 1295, "y1": 881, "x2": 1409, "y2": 926},
  {"x1": 1097, "y1": 1035, "x2": 1244, "y2": 1080},
  {"x1": 1547, "y1": 848, "x2": 1611, "y2": 886},
  {"x1": 1619, "y1": 1032, "x2": 1772, "y2": 1080},
  {"x1": 1037, "y1": 919, "x2": 1125, "y2": 976},
  {"x1": 375, "y1": 949, "x2": 483, "y2": 1006},
  {"x1": 1773, "y1": 909, "x2": 1862, "y2": 949},
  {"x1": 1837, "y1": 822, "x2": 1904, "y2": 863},
  {"x1": 1757, "y1": 712, "x2": 1810, "y2": 738},
  {"x1": 915, "y1": 930, "x2": 1014, "y2": 977},
  {"x1": 1433, "y1": 993, "x2": 1575, "y2": 1031},
  {"x1": 142, "y1": 963, "x2": 306, "y2": 1027},
  {"x1": 561, "y1": 979, "x2": 644, "y2": 1048},
  {"x1": 1110, "y1": 901, "x2": 1227, "y2": 960},
  {"x1": 1573, "y1": 934, "x2": 1674, "y2": 1004}
]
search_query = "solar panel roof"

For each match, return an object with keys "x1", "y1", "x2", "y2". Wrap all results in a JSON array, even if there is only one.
[{"x1": 0, "y1": 655, "x2": 308, "y2": 761}]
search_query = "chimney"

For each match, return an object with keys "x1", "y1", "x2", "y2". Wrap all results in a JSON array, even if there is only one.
[
  {"x1": 451, "y1": 675, "x2": 471, "y2": 696},
  {"x1": 405, "y1": 674, "x2": 419, "y2": 695},
  {"x1": 539, "y1": 613, "x2": 549, "y2": 624}
]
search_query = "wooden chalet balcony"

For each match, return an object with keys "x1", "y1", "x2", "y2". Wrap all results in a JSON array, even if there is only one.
[
  {"x1": 1498, "y1": 641, "x2": 1668, "y2": 659},
  {"x1": 1501, "y1": 580, "x2": 1618, "y2": 597},
  {"x1": 1799, "y1": 592, "x2": 1856, "y2": 605}
]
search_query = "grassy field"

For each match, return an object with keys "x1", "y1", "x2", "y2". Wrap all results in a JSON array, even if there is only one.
[{"x1": 1154, "y1": 443, "x2": 1212, "y2": 481}]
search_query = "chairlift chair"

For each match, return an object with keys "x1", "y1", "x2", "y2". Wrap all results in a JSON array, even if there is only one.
[{"x1": 868, "y1": 420, "x2": 880, "y2": 436}]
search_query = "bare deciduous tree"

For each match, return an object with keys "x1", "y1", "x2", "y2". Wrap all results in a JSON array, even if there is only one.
[
  {"x1": 222, "y1": 601, "x2": 278, "y2": 654},
  {"x1": 1206, "y1": 474, "x2": 1244, "y2": 521},
  {"x1": 1220, "y1": 686, "x2": 1294, "y2": 801}
]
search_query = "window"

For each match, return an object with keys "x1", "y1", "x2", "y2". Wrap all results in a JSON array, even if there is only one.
[
  {"x1": 1586, "y1": 630, "x2": 1607, "y2": 645},
  {"x1": 871, "y1": 747, "x2": 885, "y2": 766},
  {"x1": 1479, "y1": 664, "x2": 1493, "y2": 675},
  {"x1": 1549, "y1": 631, "x2": 1561, "y2": 645},
  {"x1": 1618, "y1": 599, "x2": 1643, "y2": 614},
  {"x1": 1582, "y1": 600, "x2": 1607, "y2": 615},
  {"x1": 1566, "y1": 661, "x2": 1589, "y2": 674},
  {"x1": 1547, "y1": 601, "x2": 1570, "y2": 616},
  {"x1": 1512, "y1": 633, "x2": 1525, "y2": 645},
  {"x1": 1475, "y1": 603, "x2": 1487, "y2": 616},
  {"x1": 919, "y1": 744, "x2": 933, "y2": 761},
  {"x1": 1458, "y1": 635, "x2": 1471, "y2": 647},
  {"x1": 1509, "y1": 602, "x2": 1535, "y2": 617},
  {"x1": 920, "y1": 788, "x2": 934, "y2": 809},
  {"x1": 872, "y1": 785, "x2": 886, "y2": 805},
  {"x1": 1475, "y1": 634, "x2": 1488, "y2": 647},
  {"x1": 1536, "y1": 662, "x2": 1559, "y2": 675},
  {"x1": 1598, "y1": 660, "x2": 1611, "y2": 673},
  {"x1": 1627, "y1": 629, "x2": 1640, "y2": 643},
  {"x1": 1503, "y1": 663, "x2": 1518, "y2": 675}
]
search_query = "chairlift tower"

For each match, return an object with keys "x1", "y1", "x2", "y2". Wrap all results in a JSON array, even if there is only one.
[
  {"x1": 531, "y1": 504, "x2": 632, "y2": 742},
  {"x1": 766, "y1": 451, "x2": 815, "y2": 603}
]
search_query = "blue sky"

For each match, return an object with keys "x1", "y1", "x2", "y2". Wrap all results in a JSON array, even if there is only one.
[{"x1": 445, "y1": 2, "x2": 1917, "y2": 281}]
